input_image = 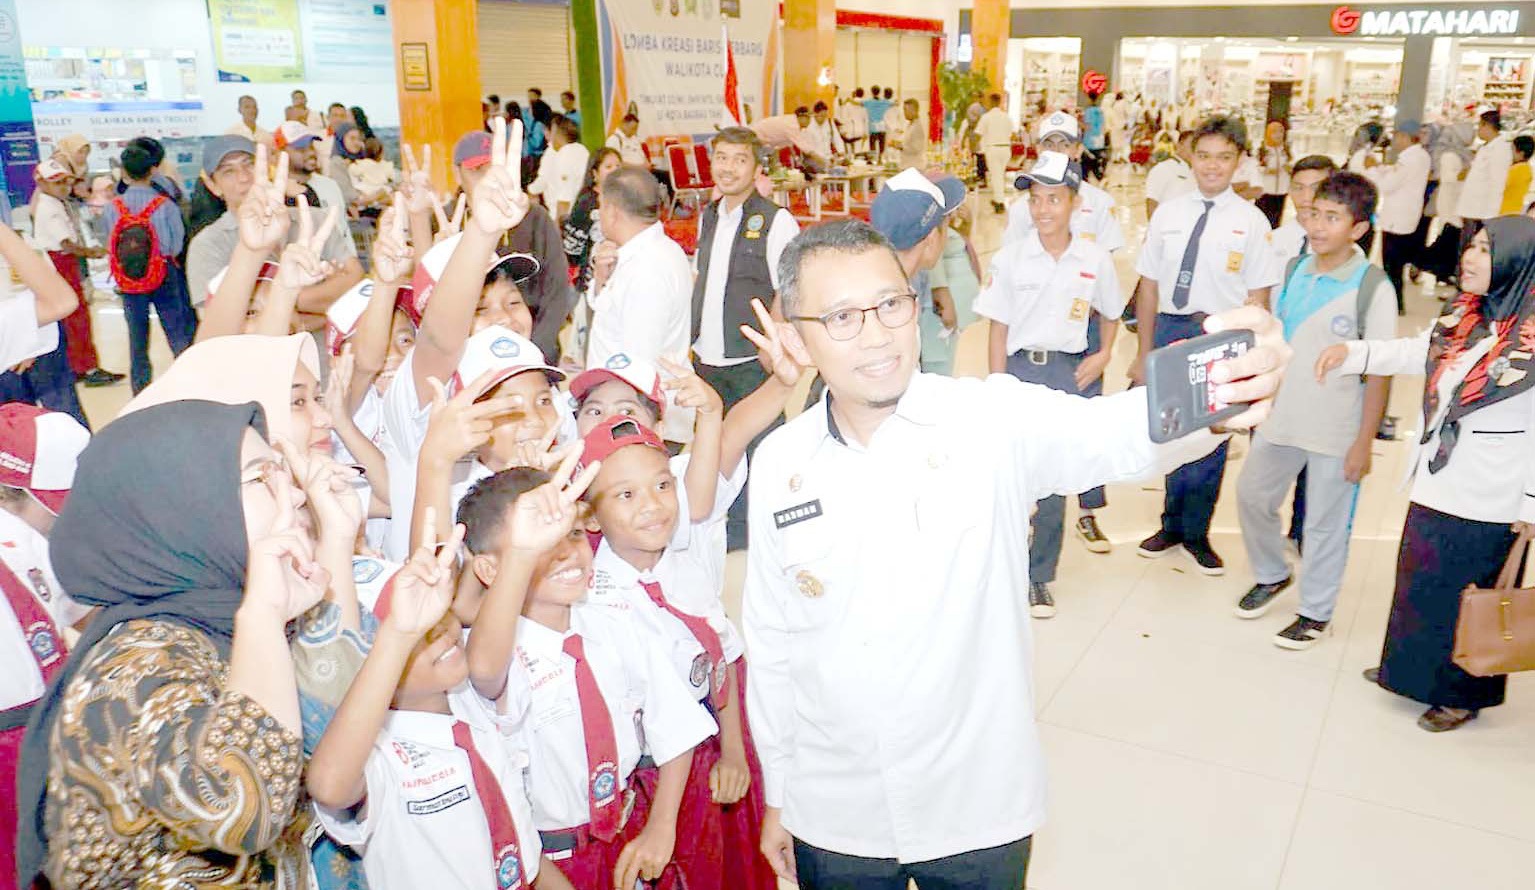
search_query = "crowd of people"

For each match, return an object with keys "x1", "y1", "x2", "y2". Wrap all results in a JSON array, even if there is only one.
[{"x1": 0, "y1": 71, "x2": 1531, "y2": 890}]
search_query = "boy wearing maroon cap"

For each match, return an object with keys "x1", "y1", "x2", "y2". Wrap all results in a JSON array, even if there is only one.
[
  {"x1": 0, "y1": 402, "x2": 91, "y2": 884},
  {"x1": 578, "y1": 415, "x2": 778, "y2": 890},
  {"x1": 460, "y1": 452, "x2": 713, "y2": 890}
]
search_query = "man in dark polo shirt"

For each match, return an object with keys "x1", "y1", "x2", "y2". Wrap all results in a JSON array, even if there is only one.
[{"x1": 691, "y1": 126, "x2": 799, "y2": 549}]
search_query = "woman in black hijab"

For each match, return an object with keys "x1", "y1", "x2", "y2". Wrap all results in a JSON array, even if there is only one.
[
  {"x1": 1318, "y1": 215, "x2": 1535, "y2": 731},
  {"x1": 16, "y1": 400, "x2": 328, "y2": 887}
]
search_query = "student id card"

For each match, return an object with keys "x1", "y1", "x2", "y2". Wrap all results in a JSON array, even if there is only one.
[{"x1": 1225, "y1": 250, "x2": 1243, "y2": 273}]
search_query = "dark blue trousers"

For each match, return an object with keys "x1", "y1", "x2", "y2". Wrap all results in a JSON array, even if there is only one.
[
  {"x1": 0, "y1": 332, "x2": 88, "y2": 429},
  {"x1": 1153, "y1": 312, "x2": 1227, "y2": 545}
]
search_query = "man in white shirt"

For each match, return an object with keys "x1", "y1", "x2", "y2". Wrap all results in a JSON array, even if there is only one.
[
  {"x1": 1144, "y1": 130, "x2": 1196, "y2": 219},
  {"x1": 837, "y1": 87, "x2": 869, "y2": 154},
  {"x1": 290, "y1": 88, "x2": 325, "y2": 131},
  {"x1": 586, "y1": 166, "x2": 694, "y2": 443},
  {"x1": 805, "y1": 101, "x2": 844, "y2": 162},
  {"x1": 1366, "y1": 120, "x2": 1432, "y2": 313},
  {"x1": 225, "y1": 95, "x2": 274, "y2": 152},
  {"x1": 528, "y1": 115, "x2": 590, "y2": 222},
  {"x1": 273, "y1": 121, "x2": 346, "y2": 216},
  {"x1": 1003, "y1": 111, "x2": 1125, "y2": 253},
  {"x1": 896, "y1": 99, "x2": 927, "y2": 170},
  {"x1": 744, "y1": 218, "x2": 1292, "y2": 889},
  {"x1": 1455, "y1": 110, "x2": 1512, "y2": 232},
  {"x1": 976, "y1": 93, "x2": 1014, "y2": 214},
  {"x1": 605, "y1": 113, "x2": 649, "y2": 167},
  {"x1": 690, "y1": 127, "x2": 799, "y2": 548},
  {"x1": 1132, "y1": 114, "x2": 1281, "y2": 575}
]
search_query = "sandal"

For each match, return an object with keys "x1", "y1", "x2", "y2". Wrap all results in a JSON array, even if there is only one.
[{"x1": 1418, "y1": 706, "x2": 1478, "y2": 733}]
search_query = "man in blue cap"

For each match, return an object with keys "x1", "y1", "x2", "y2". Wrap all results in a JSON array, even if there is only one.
[{"x1": 869, "y1": 168, "x2": 966, "y2": 365}]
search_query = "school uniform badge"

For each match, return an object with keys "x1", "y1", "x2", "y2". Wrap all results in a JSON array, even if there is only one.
[
  {"x1": 690, "y1": 652, "x2": 711, "y2": 689},
  {"x1": 745, "y1": 213, "x2": 765, "y2": 239},
  {"x1": 1330, "y1": 315, "x2": 1356, "y2": 338},
  {"x1": 605, "y1": 353, "x2": 632, "y2": 370},
  {"x1": 795, "y1": 570, "x2": 824, "y2": 598},
  {"x1": 352, "y1": 558, "x2": 385, "y2": 584},
  {"x1": 491, "y1": 337, "x2": 521, "y2": 358},
  {"x1": 26, "y1": 621, "x2": 60, "y2": 667},
  {"x1": 495, "y1": 845, "x2": 522, "y2": 888},
  {"x1": 591, "y1": 762, "x2": 619, "y2": 804}
]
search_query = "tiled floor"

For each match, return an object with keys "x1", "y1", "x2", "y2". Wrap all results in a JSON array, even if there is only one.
[{"x1": 75, "y1": 167, "x2": 1535, "y2": 889}]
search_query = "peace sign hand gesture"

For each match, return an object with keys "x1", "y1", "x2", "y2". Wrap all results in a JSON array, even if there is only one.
[
  {"x1": 372, "y1": 195, "x2": 414, "y2": 285},
  {"x1": 244, "y1": 467, "x2": 331, "y2": 622},
  {"x1": 381, "y1": 506, "x2": 465, "y2": 638},
  {"x1": 741, "y1": 297, "x2": 813, "y2": 387},
  {"x1": 470, "y1": 116, "x2": 530, "y2": 236},
  {"x1": 400, "y1": 143, "x2": 437, "y2": 216},
  {"x1": 238, "y1": 143, "x2": 292, "y2": 254},
  {"x1": 505, "y1": 447, "x2": 601, "y2": 556},
  {"x1": 420, "y1": 370, "x2": 528, "y2": 468},
  {"x1": 430, "y1": 191, "x2": 467, "y2": 244},
  {"x1": 275, "y1": 195, "x2": 341, "y2": 291}
]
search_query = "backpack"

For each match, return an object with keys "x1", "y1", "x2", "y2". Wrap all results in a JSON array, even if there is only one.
[
  {"x1": 1279, "y1": 253, "x2": 1386, "y2": 340},
  {"x1": 108, "y1": 196, "x2": 168, "y2": 294}
]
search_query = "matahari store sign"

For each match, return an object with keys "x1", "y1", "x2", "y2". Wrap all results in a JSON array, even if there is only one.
[{"x1": 1331, "y1": 4, "x2": 1522, "y2": 35}]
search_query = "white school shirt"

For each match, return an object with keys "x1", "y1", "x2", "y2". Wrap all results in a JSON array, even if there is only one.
[
  {"x1": 666, "y1": 451, "x2": 748, "y2": 589},
  {"x1": 975, "y1": 107, "x2": 1013, "y2": 149},
  {"x1": 744, "y1": 372, "x2": 1222, "y2": 862},
  {"x1": 586, "y1": 222, "x2": 695, "y2": 443},
  {"x1": 0, "y1": 509, "x2": 88, "y2": 712},
  {"x1": 31, "y1": 193, "x2": 77, "y2": 253},
  {"x1": 528, "y1": 143, "x2": 591, "y2": 215},
  {"x1": 694, "y1": 199, "x2": 799, "y2": 367},
  {"x1": 973, "y1": 231, "x2": 1123, "y2": 355},
  {"x1": 1003, "y1": 181, "x2": 1126, "y2": 254},
  {"x1": 803, "y1": 119, "x2": 842, "y2": 159},
  {"x1": 379, "y1": 349, "x2": 434, "y2": 560},
  {"x1": 588, "y1": 539, "x2": 744, "y2": 703},
  {"x1": 1135, "y1": 187, "x2": 1280, "y2": 315},
  {"x1": 0, "y1": 291, "x2": 60, "y2": 370},
  {"x1": 1336, "y1": 329, "x2": 1535, "y2": 525},
  {"x1": 1367, "y1": 143, "x2": 1431, "y2": 234},
  {"x1": 1268, "y1": 220, "x2": 1307, "y2": 268},
  {"x1": 605, "y1": 131, "x2": 649, "y2": 167},
  {"x1": 1144, "y1": 157, "x2": 1194, "y2": 208},
  {"x1": 837, "y1": 102, "x2": 868, "y2": 141},
  {"x1": 508, "y1": 606, "x2": 717, "y2": 831},
  {"x1": 315, "y1": 683, "x2": 541, "y2": 890},
  {"x1": 1456, "y1": 133, "x2": 1514, "y2": 222}
]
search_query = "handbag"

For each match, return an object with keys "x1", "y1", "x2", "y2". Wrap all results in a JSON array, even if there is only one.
[{"x1": 1452, "y1": 527, "x2": 1535, "y2": 676}]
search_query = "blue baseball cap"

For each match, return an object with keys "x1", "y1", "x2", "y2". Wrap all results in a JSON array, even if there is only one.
[
  {"x1": 203, "y1": 134, "x2": 256, "y2": 175},
  {"x1": 870, "y1": 168, "x2": 966, "y2": 251}
]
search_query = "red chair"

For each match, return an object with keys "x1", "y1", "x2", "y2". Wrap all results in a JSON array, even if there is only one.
[
  {"x1": 667, "y1": 143, "x2": 711, "y2": 216},
  {"x1": 692, "y1": 144, "x2": 715, "y2": 190}
]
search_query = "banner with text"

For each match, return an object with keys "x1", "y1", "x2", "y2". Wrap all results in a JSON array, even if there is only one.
[
  {"x1": 596, "y1": 0, "x2": 779, "y2": 140},
  {"x1": 209, "y1": 0, "x2": 392, "y2": 84},
  {"x1": 0, "y1": 0, "x2": 34, "y2": 215}
]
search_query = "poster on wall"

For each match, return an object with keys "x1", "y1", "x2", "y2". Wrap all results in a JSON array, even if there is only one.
[
  {"x1": 0, "y1": 0, "x2": 34, "y2": 215},
  {"x1": 595, "y1": 0, "x2": 779, "y2": 140},
  {"x1": 208, "y1": 0, "x2": 391, "y2": 84}
]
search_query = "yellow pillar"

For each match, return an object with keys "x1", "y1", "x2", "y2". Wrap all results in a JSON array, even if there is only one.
[
  {"x1": 392, "y1": 0, "x2": 482, "y2": 191},
  {"x1": 783, "y1": 0, "x2": 836, "y2": 112},
  {"x1": 971, "y1": 0, "x2": 1009, "y2": 94}
]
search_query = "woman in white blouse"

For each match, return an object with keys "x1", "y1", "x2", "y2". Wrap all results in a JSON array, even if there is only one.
[{"x1": 1317, "y1": 216, "x2": 1535, "y2": 732}]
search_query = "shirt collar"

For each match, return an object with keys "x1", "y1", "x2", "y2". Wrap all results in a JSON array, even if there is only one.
[
  {"x1": 1303, "y1": 245, "x2": 1367, "y2": 281},
  {"x1": 819, "y1": 369, "x2": 942, "y2": 449},
  {"x1": 381, "y1": 681, "x2": 486, "y2": 742},
  {"x1": 517, "y1": 614, "x2": 574, "y2": 656},
  {"x1": 617, "y1": 221, "x2": 666, "y2": 258}
]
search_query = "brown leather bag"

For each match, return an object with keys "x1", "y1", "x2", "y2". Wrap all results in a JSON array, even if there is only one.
[{"x1": 1453, "y1": 528, "x2": 1535, "y2": 677}]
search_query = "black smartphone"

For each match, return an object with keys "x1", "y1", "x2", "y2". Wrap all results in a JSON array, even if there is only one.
[{"x1": 1145, "y1": 329, "x2": 1256, "y2": 443}]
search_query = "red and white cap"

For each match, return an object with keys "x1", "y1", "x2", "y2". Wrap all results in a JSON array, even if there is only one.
[
  {"x1": 578, "y1": 415, "x2": 666, "y2": 475},
  {"x1": 408, "y1": 233, "x2": 541, "y2": 318},
  {"x1": 0, "y1": 403, "x2": 90, "y2": 515},
  {"x1": 569, "y1": 353, "x2": 666, "y2": 419},
  {"x1": 324, "y1": 278, "x2": 420, "y2": 355},
  {"x1": 453, "y1": 325, "x2": 564, "y2": 398},
  {"x1": 33, "y1": 158, "x2": 73, "y2": 183},
  {"x1": 274, "y1": 121, "x2": 321, "y2": 150},
  {"x1": 203, "y1": 261, "x2": 279, "y2": 307}
]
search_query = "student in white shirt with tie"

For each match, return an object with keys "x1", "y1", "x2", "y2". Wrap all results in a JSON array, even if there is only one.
[{"x1": 1131, "y1": 115, "x2": 1281, "y2": 575}]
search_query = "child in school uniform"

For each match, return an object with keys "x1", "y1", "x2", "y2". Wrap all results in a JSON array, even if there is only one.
[
  {"x1": 975, "y1": 152, "x2": 1123, "y2": 620},
  {"x1": 0, "y1": 403, "x2": 90, "y2": 885},
  {"x1": 308, "y1": 513, "x2": 563, "y2": 890},
  {"x1": 1235, "y1": 171, "x2": 1395, "y2": 649},
  {"x1": 577, "y1": 415, "x2": 778, "y2": 890},
  {"x1": 459, "y1": 462, "x2": 716, "y2": 890}
]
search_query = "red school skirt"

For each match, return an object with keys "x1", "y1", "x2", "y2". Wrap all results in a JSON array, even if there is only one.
[
  {"x1": 631, "y1": 658, "x2": 777, "y2": 890},
  {"x1": 543, "y1": 784, "x2": 648, "y2": 890}
]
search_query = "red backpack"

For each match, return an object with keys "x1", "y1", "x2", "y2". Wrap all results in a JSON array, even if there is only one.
[{"x1": 108, "y1": 196, "x2": 168, "y2": 294}]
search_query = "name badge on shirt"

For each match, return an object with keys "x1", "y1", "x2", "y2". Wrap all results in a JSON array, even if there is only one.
[
  {"x1": 1069, "y1": 298, "x2": 1090, "y2": 322},
  {"x1": 1226, "y1": 251, "x2": 1243, "y2": 273},
  {"x1": 774, "y1": 499, "x2": 823, "y2": 529}
]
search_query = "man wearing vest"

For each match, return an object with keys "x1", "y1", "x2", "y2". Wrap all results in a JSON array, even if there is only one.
[
  {"x1": 691, "y1": 127, "x2": 800, "y2": 550},
  {"x1": 0, "y1": 402, "x2": 90, "y2": 886}
]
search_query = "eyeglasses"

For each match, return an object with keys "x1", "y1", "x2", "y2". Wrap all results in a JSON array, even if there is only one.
[{"x1": 790, "y1": 293, "x2": 919, "y2": 341}]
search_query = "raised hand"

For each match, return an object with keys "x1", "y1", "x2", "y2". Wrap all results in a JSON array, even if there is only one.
[
  {"x1": 589, "y1": 239, "x2": 619, "y2": 293},
  {"x1": 430, "y1": 190, "x2": 467, "y2": 243},
  {"x1": 274, "y1": 436, "x2": 364, "y2": 551},
  {"x1": 509, "y1": 420, "x2": 566, "y2": 471},
  {"x1": 740, "y1": 297, "x2": 812, "y2": 386},
  {"x1": 469, "y1": 115, "x2": 530, "y2": 236},
  {"x1": 400, "y1": 143, "x2": 436, "y2": 216},
  {"x1": 275, "y1": 194, "x2": 341, "y2": 291},
  {"x1": 505, "y1": 447, "x2": 601, "y2": 556},
  {"x1": 421, "y1": 371, "x2": 527, "y2": 467},
  {"x1": 238, "y1": 142, "x2": 292, "y2": 254},
  {"x1": 326, "y1": 345, "x2": 359, "y2": 430},
  {"x1": 382, "y1": 506, "x2": 464, "y2": 636},
  {"x1": 658, "y1": 355, "x2": 723, "y2": 417},
  {"x1": 372, "y1": 195, "x2": 414, "y2": 285},
  {"x1": 245, "y1": 467, "x2": 330, "y2": 621}
]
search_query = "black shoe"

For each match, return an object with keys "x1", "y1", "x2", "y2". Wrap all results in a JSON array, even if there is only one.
[
  {"x1": 992, "y1": 201, "x2": 1006, "y2": 214},
  {"x1": 1234, "y1": 576, "x2": 1292, "y2": 619},
  {"x1": 1028, "y1": 582, "x2": 1056, "y2": 619},
  {"x1": 1183, "y1": 540, "x2": 1225, "y2": 576},
  {"x1": 78, "y1": 368, "x2": 125, "y2": 387},
  {"x1": 1274, "y1": 615, "x2": 1331, "y2": 650},
  {"x1": 1137, "y1": 530, "x2": 1182, "y2": 559},
  {"x1": 1075, "y1": 515, "x2": 1111, "y2": 553},
  {"x1": 1376, "y1": 416, "x2": 1397, "y2": 441}
]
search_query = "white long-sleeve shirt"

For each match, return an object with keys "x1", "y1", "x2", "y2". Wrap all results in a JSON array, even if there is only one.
[
  {"x1": 1367, "y1": 143, "x2": 1431, "y2": 234},
  {"x1": 1337, "y1": 330, "x2": 1535, "y2": 524},
  {"x1": 1456, "y1": 133, "x2": 1513, "y2": 222},
  {"x1": 743, "y1": 372, "x2": 1220, "y2": 862}
]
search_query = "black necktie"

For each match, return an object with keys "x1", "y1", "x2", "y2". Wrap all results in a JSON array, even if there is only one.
[{"x1": 1172, "y1": 200, "x2": 1215, "y2": 310}]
